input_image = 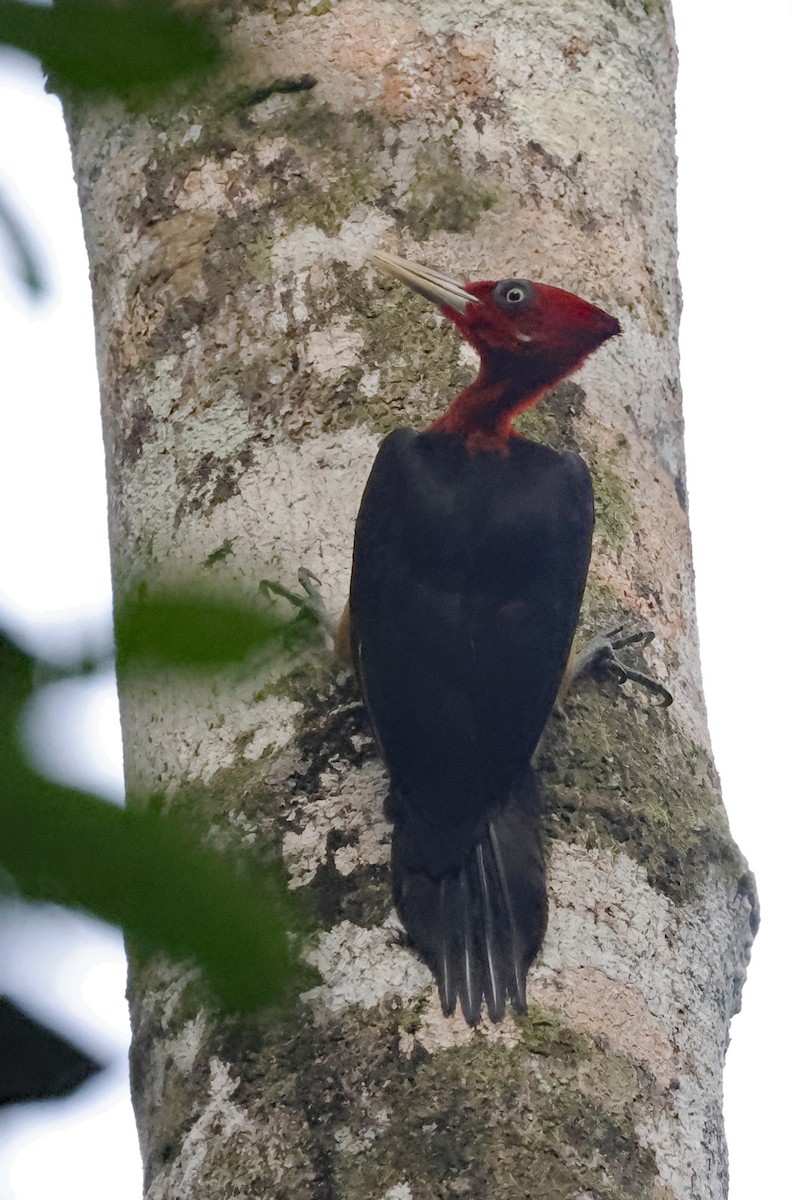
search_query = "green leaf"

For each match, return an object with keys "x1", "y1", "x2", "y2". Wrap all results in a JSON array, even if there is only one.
[
  {"x1": 0, "y1": 633, "x2": 298, "y2": 1012},
  {"x1": 0, "y1": 0, "x2": 223, "y2": 100},
  {"x1": 115, "y1": 587, "x2": 320, "y2": 671}
]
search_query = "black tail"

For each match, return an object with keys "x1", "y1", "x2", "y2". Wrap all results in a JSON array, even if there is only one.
[{"x1": 391, "y1": 770, "x2": 547, "y2": 1025}]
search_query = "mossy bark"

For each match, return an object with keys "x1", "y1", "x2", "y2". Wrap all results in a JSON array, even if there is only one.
[{"x1": 66, "y1": 1, "x2": 755, "y2": 1197}]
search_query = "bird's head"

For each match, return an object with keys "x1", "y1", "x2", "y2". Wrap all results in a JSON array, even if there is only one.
[{"x1": 370, "y1": 249, "x2": 620, "y2": 404}]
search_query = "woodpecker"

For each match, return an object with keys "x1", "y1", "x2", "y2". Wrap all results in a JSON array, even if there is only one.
[{"x1": 346, "y1": 250, "x2": 622, "y2": 1026}]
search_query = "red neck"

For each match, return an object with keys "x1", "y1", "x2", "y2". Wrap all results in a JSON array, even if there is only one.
[{"x1": 429, "y1": 355, "x2": 552, "y2": 452}]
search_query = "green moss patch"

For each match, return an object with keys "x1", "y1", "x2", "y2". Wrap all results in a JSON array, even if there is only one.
[
  {"x1": 404, "y1": 157, "x2": 496, "y2": 241},
  {"x1": 203, "y1": 1000, "x2": 663, "y2": 1200},
  {"x1": 538, "y1": 682, "x2": 746, "y2": 906},
  {"x1": 339, "y1": 286, "x2": 472, "y2": 434},
  {"x1": 587, "y1": 446, "x2": 633, "y2": 547}
]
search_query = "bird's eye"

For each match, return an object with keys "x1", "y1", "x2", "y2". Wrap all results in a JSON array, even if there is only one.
[{"x1": 494, "y1": 279, "x2": 533, "y2": 309}]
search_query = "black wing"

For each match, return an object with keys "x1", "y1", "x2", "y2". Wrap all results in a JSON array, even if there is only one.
[
  {"x1": 351, "y1": 428, "x2": 593, "y2": 868},
  {"x1": 349, "y1": 428, "x2": 593, "y2": 1020}
]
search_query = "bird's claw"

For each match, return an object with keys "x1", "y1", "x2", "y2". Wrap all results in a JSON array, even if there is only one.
[
  {"x1": 600, "y1": 625, "x2": 654, "y2": 653},
  {"x1": 296, "y1": 567, "x2": 327, "y2": 615},
  {"x1": 259, "y1": 568, "x2": 336, "y2": 639},
  {"x1": 570, "y1": 624, "x2": 673, "y2": 708}
]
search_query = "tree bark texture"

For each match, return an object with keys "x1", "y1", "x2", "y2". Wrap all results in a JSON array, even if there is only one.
[{"x1": 66, "y1": 1, "x2": 756, "y2": 1197}]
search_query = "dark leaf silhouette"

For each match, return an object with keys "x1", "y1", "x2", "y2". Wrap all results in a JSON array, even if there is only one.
[
  {"x1": 0, "y1": 996, "x2": 102, "y2": 1107},
  {"x1": 0, "y1": 182, "x2": 46, "y2": 297}
]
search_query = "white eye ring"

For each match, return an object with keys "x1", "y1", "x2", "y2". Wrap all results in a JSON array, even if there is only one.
[{"x1": 506, "y1": 286, "x2": 526, "y2": 303}]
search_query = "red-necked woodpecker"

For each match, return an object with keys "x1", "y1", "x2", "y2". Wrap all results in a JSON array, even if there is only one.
[{"x1": 347, "y1": 251, "x2": 621, "y2": 1025}]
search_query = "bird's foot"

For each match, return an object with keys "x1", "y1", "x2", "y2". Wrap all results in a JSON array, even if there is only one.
[
  {"x1": 565, "y1": 625, "x2": 672, "y2": 708},
  {"x1": 259, "y1": 567, "x2": 336, "y2": 643}
]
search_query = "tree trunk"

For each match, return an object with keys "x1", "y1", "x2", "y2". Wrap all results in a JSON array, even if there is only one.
[{"x1": 66, "y1": 1, "x2": 756, "y2": 1197}]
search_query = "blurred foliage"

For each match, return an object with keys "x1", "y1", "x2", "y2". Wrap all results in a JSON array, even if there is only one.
[
  {"x1": 0, "y1": 995, "x2": 101, "y2": 1107},
  {"x1": 0, "y1": 181, "x2": 45, "y2": 296},
  {"x1": 116, "y1": 584, "x2": 323, "y2": 673},
  {"x1": 0, "y1": 0, "x2": 223, "y2": 100},
  {"x1": 0, "y1": 586, "x2": 319, "y2": 1018},
  {"x1": 0, "y1": 0, "x2": 308, "y2": 1107},
  {"x1": 0, "y1": 0, "x2": 225, "y2": 303}
]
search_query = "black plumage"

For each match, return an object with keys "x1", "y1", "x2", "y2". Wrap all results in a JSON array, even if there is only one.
[{"x1": 350, "y1": 427, "x2": 593, "y2": 1023}]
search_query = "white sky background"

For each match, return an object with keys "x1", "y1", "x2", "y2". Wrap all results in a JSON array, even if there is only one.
[{"x1": 0, "y1": 2, "x2": 790, "y2": 1196}]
